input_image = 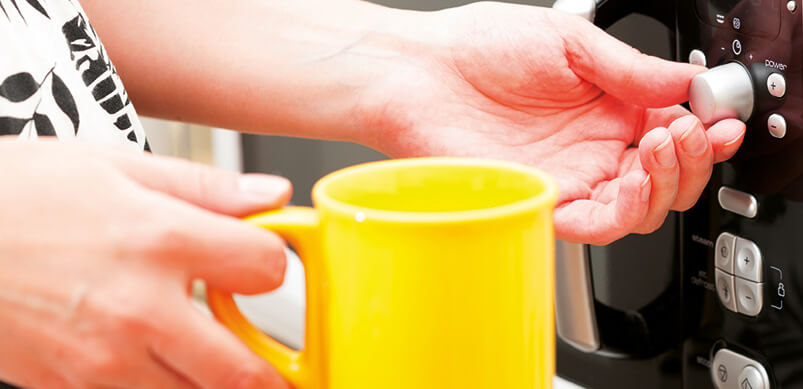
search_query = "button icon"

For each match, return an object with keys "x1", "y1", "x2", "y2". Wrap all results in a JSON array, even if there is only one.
[
  {"x1": 767, "y1": 73, "x2": 786, "y2": 98},
  {"x1": 733, "y1": 17, "x2": 742, "y2": 30},
  {"x1": 716, "y1": 269, "x2": 738, "y2": 312},
  {"x1": 732, "y1": 39, "x2": 743, "y2": 55},
  {"x1": 715, "y1": 232, "x2": 736, "y2": 273},
  {"x1": 734, "y1": 237, "x2": 762, "y2": 282},
  {"x1": 737, "y1": 364, "x2": 769, "y2": 389},
  {"x1": 735, "y1": 278, "x2": 764, "y2": 316},
  {"x1": 719, "y1": 365, "x2": 728, "y2": 382},
  {"x1": 768, "y1": 114, "x2": 787, "y2": 138}
]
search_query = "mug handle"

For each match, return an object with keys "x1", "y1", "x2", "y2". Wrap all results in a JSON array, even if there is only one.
[{"x1": 207, "y1": 206, "x2": 321, "y2": 389}]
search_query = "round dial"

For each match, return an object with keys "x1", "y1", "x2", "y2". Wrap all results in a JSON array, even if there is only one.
[{"x1": 689, "y1": 62, "x2": 755, "y2": 123}]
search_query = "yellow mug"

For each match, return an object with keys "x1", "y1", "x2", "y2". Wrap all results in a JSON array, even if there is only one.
[{"x1": 207, "y1": 157, "x2": 558, "y2": 389}]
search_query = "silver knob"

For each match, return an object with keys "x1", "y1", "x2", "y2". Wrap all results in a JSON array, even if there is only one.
[{"x1": 689, "y1": 62, "x2": 754, "y2": 123}]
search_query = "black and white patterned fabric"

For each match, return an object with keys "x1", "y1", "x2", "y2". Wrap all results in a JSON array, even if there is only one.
[
  {"x1": 0, "y1": 0, "x2": 147, "y2": 150},
  {"x1": 1, "y1": 2, "x2": 148, "y2": 386}
]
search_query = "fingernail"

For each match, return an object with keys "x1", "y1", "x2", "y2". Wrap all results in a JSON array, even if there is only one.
[
  {"x1": 723, "y1": 125, "x2": 746, "y2": 147},
  {"x1": 239, "y1": 174, "x2": 291, "y2": 200},
  {"x1": 640, "y1": 174, "x2": 651, "y2": 202},
  {"x1": 653, "y1": 134, "x2": 676, "y2": 168},
  {"x1": 679, "y1": 123, "x2": 708, "y2": 156}
]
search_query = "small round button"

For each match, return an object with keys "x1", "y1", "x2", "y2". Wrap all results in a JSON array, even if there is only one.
[
  {"x1": 788, "y1": 0, "x2": 797, "y2": 13},
  {"x1": 737, "y1": 365, "x2": 769, "y2": 389},
  {"x1": 768, "y1": 114, "x2": 787, "y2": 138},
  {"x1": 767, "y1": 73, "x2": 786, "y2": 98},
  {"x1": 689, "y1": 49, "x2": 707, "y2": 67}
]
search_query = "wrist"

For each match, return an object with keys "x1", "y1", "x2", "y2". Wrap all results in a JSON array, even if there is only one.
[{"x1": 329, "y1": 4, "x2": 445, "y2": 151}]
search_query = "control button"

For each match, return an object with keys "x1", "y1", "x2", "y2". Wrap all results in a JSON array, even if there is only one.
[
  {"x1": 715, "y1": 232, "x2": 736, "y2": 273},
  {"x1": 737, "y1": 365, "x2": 769, "y2": 389},
  {"x1": 788, "y1": 0, "x2": 797, "y2": 13},
  {"x1": 768, "y1": 113, "x2": 787, "y2": 138},
  {"x1": 732, "y1": 39, "x2": 742, "y2": 55},
  {"x1": 718, "y1": 187, "x2": 758, "y2": 218},
  {"x1": 711, "y1": 349, "x2": 771, "y2": 389},
  {"x1": 733, "y1": 17, "x2": 741, "y2": 30},
  {"x1": 734, "y1": 237, "x2": 763, "y2": 282},
  {"x1": 716, "y1": 269, "x2": 738, "y2": 313},
  {"x1": 735, "y1": 278, "x2": 764, "y2": 316},
  {"x1": 767, "y1": 73, "x2": 786, "y2": 98},
  {"x1": 689, "y1": 63, "x2": 755, "y2": 123},
  {"x1": 689, "y1": 49, "x2": 707, "y2": 67}
]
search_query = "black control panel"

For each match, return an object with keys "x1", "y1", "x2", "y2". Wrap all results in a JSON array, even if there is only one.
[
  {"x1": 555, "y1": 1, "x2": 803, "y2": 388},
  {"x1": 680, "y1": 0, "x2": 803, "y2": 388}
]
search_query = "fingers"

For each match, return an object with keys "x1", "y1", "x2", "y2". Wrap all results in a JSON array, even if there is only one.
[
  {"x1": 558, "y1": 116, "x2": 746, "y2": 243},
  {"x1": 0, "y1": 139, "x2": 292, "y2": 218},
  {"x1": 86, "y1": 144, "x2": 292, "y2": 218},
  {"x1": 141, "y1": 195, "x2": 288, "y2": 294},
  {"x1": 561, "y1": 13, "x2": 703, "y2": 107},
  {"x1": 151, "y1": 302, "x2": 289, "y2": 389},
  {"x1": 88, "y1": 356, "x2": 198, "y2": 389},
  {"x1": 554, "y1": 170, "x2": 650, "y2": 245},
  {"x1": 635, "y1": 127, "x2": 680, "y2": 233},
  {"x1": 666, "y1": 115, "x2": 714, "y2": 210},
  {"x1": 642, "y1": 108, "x2": 746, "y2": 164},
  {"x1": 143, "y1": 355, "x2": 200, "y2": 389},
  {"x1": 706, "y1": 118, "x2": 746, "y2": 163}
]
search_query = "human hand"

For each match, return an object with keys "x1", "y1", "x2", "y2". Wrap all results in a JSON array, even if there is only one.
[
  {"x1": 0, "y1": 140, "x2": 291, "y2": 388},
  {"x1": 359, "y1": 2, "x2": 746, "y2": 244}
]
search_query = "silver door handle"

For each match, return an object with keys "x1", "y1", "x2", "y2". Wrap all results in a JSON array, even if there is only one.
[{"x1": 554, "y1": 241, "x2": 600, "y2": 352}]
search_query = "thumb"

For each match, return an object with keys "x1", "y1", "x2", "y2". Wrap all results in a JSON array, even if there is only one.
[
  {"x1": 561, "y1": 14, "x2": 703, "y2": 107},
  {"x1": 86, "y1": 146, "x2": 292, "y2": 217}
]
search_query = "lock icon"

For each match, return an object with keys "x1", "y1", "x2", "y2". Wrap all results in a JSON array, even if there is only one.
[{"x1": 778, "y1": 283, "x2": 786, "y2": 298}]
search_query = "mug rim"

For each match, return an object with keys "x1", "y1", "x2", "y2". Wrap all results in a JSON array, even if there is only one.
[{"x1": 311, "y1": 157, "x2": 559, "y2": 224}]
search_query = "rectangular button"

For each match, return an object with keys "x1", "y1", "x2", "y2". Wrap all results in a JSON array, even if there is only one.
[
  {"x1": 734, "y1": 237, "x2": 763, "y2": 282},
  {"x1": 715, "y1": 269, "x2": 738, "y2": 313},
  {"x1": 718, "y1": 187, "x2": 758, "y2": 218},
  {"x1": 715, "y1": 232, "x2": 736, "y2": 273},
  {"x1": 735, "y1": 278, "x2": 764, "y2": 316}
]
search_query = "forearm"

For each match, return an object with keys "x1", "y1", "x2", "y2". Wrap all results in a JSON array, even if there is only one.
[{"x1": 81, "y1": 0, "x2": 426, "y2": 145}]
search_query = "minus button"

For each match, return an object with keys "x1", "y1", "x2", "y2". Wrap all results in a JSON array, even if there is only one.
[{"x1": 768, "y1": 113, "x2": 787, "y2": 138}]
